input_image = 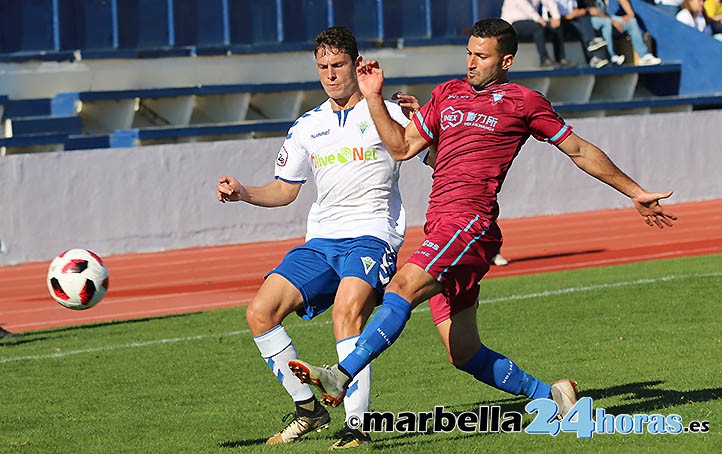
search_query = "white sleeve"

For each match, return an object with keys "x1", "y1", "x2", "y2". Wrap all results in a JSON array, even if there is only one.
[
  {"x1": 385, "y1": 101, "x2": 412, "y2": 127},
  {"x1": 275, "y1": 129, "x2": 310, "y2": 184},
  {"x1": 675, "y1": 10, "x2": 694, "y2": 28}
]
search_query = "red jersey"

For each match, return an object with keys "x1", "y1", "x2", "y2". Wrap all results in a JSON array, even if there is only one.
[{"x1": 412, "y1": 79, "x2": 572, "y2": 223}]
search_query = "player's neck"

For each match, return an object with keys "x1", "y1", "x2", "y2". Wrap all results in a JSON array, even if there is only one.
[
  {"x1": 329, "y1": 91, "x2": 363, "y2": 111},
  {"x1": 471, "y1": 74, "x2": 509, "y2": 92}
]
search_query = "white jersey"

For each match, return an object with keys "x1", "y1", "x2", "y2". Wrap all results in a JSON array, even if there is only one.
[{"x1": 275, "y1": 98, "x2": 409, "y2": 252}]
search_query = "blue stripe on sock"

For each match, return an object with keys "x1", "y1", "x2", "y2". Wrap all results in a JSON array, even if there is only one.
[{"x1": 346, "y1": 380, "x2": 359, "y2": 398}]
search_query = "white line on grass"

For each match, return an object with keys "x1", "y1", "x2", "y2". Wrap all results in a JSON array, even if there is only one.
[
  {"x1": 477, "y1": 271, "x2": 722, "y2": 304},
  {"x1": 2, "y1": 272, "x2": 719, "y2": 364}
]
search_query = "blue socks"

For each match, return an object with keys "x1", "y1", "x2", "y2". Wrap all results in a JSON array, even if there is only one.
[
  {"x1": 337, "y1": 292, "x2": 551, "y2": 401},
  {"x1": 339, "y1": 292, "x2": 412, "y2": 377},
  {"x1": 458, "y1": 344, "x2": 551, "y2": 399}
]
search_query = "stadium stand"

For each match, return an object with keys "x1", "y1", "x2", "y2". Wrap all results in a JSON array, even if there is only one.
[{"x1": 1, "y1": 0, "x2": 721, "y2": 155}]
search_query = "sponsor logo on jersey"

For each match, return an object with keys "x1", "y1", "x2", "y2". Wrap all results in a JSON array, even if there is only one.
[
  {"x1": 358, "y1": 121, "x2": 369, "y2": 135},
  {"x1": 440, "y1": 107, "x2": 464, "y2": 130},
  {"x1": 311, "y1": 129, "x2": 331, "y2": 139},
  {"x1": 276, "y1": 147, "x2": 289, "y2": 167},
  {"x1": 464, "y1": 112, "x2": 498, "y2": 131},
  {"x1": 361, "y1": 256, "x2": 376, "y2": 275},
  {"x1": 310, "y1": 147, "x2": 379, "y2": 168}
]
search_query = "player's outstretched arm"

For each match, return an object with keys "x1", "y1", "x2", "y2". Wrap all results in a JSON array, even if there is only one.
[
  {"x1": 557, "y1": 133, "x2": 677, "y2": 229},
  {"x1": 217, "y1": 176, "x2": 301, "y2": 207},
  {"x1": 357, "y1": 59, "x2": 428, "y2": 161}
]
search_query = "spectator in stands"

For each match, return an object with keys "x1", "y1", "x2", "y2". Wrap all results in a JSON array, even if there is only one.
[
  {"x1": 705, "y1": 0, "x2": 722, "y2": 34},
  {"x1": 676, "y1": 0, "x2": 718, "y2": 37},
  {"x1": 583, "y1": 0, "x2": 662, "y2": 65},
  {"x1": 547, "y1": 0, "x2": 611, "y2": 67},
  {"x1": 501, "y1": 0, "x2": 575, "y2": 67},
  {"x1": 653, "y1": 0, "x2": 683, "y2": 17}
]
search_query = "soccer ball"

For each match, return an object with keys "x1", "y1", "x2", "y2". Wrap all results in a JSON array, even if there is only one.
[{"x1": 46, "y1": 249, "x2": 109, "y2": 310}]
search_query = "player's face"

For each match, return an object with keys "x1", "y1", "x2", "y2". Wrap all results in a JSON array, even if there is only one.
[
  {"x1": 465, "y1": 36, "x2": 514, "y2": 89},
  {"x1": 315, "y1": 46, "x2": 361, "y2": 106}
]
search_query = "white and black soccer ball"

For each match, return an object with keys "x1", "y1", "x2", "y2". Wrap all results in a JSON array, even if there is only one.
[{"x1": 46, "y1": 249, "x2": 109, "y2": 310}]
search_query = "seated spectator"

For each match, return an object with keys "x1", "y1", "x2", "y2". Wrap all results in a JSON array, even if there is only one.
[
  {"x1": 653, "y1": 0, "x2": 683, "y2": 17},
  {"x1": 547, "y1": 0, "x2": 611, "y2": 67},
  {"x1": 584, "y1": 0, "x2": 662, "y2": 65},
  {"x1": 704, "y1": 0, "x2": 722, "y2": 34},
  {"x1": 501, "y1": 0, "x2": 575, "y2": 67},
  {"x1": 676, "y1": 0, "x2": 716, "y2": 36}
]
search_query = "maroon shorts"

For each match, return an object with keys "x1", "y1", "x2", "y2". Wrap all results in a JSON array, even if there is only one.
[{"x1": 407, "y1": 213, "x2": 502, "y2": 325}]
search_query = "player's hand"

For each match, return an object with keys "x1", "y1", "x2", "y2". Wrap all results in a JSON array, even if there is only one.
[
  {"x1": 357, "y1": 58, "x2": 384, "y2": 99},
  {"x1": 631, "y1": 191, "x2": 677, "y2": 229},
  {"x1": 217, "y1": 175, "x2": 245, "y2": 203},
  {"x1": 392, "y1": 91, "x2": 421, "y2": 120}
]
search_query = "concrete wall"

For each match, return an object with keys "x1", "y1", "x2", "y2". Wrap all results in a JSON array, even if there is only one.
[{"x1": 2, "y1": 109, "x2": 721, "y2": 265}]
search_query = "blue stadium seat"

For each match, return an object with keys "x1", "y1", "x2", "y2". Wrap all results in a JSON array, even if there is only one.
[{"x1": 8, "y1": 115, "x2": 82, "y2": 137}]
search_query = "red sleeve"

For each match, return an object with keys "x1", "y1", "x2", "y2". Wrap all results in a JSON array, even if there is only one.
[
  {"x1": 412, "y1": 83, "x2": 443, "y2": 144},
  {"x1": 524, "y1": 89, "x2": 572, "y2": 145}
]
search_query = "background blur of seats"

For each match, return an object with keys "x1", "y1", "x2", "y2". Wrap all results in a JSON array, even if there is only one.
[{"x1": 1, "y1": 0, "x2": 721, "y2": 155}]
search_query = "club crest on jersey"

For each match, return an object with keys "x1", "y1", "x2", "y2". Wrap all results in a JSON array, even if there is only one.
[
  {"x1": 276, "y1": 147, "x2": 289, "y2": 167},
  {"x1": 491, "y1": 90, "x2": 505, "y2": 104},
  {"x1": 357, "y1": 121, "x2": 369, "y2": 135},
  {"x1": 361, "y1": 257, "x2": 376, "y2": 275},
  {"x1": 440, "y1": 106, "x2": 464, "y2": 130}
]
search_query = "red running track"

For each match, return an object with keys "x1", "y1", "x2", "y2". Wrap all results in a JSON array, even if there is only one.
[{"x1": 1, "y1": 199, "x2": 721, "y2": 333}]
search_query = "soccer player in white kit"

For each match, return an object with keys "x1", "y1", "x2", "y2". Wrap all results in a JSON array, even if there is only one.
[{"x1": 217, "y1": 26, "x2": 411, "y2": 449}]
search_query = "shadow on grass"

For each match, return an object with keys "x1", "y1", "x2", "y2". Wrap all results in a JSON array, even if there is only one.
[
  {"x1": 507, "y1": 249, "x2": 606, "y2": 264},
  {"x1": 219, "y1": 438, "x2": 269, "y2": 448},
  {"x1": 0, "y1": 312, "x2": 204, "y2": 346},
  {"x1": 452, "y1": 381, "x2": 722, "y2": 416},
  {"x1": 0, "y1": 335, "x2": 49, "y2": 347},
  {"x1": 582, "y1": 380, "x2": 722, "y2": 414}
]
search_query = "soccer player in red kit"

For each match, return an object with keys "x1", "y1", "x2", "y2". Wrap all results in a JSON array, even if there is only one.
[{"x1": 290, "y1": 18, "x2": 677, "y2": 420}]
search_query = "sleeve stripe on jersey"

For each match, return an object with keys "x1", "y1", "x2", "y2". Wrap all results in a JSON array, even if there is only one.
[
  {"x1": 275, "y1": 176, "x2": 306, "y2": 184},
  {"x1": 414, "y1": 111, "x2": 434, "y2": 141},
  {"x1": 547, "y1": 123, "x2": 571, "y2": 143}
]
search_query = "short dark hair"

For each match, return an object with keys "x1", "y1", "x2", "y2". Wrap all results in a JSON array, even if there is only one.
[
  {"x1": 313, "y1": 26, "x2": 359, "y2": 61},
  {"x1": 470, "y1": 18, "x2": 518, "y2": 57}
]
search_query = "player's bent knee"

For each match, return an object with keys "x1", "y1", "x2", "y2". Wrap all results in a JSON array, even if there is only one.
[{"x1": 246, "y1": 299, "x2": 285, "y2": 335}]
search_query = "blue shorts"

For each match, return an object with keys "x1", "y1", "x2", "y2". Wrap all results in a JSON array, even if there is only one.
[{"x1": 267, "y1": 236, "x2": 398, "y2": 320}]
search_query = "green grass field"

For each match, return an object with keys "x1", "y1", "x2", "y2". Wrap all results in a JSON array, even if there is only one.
[{"x1": 2, "y1": 254, "x2": 720, "y2": 453}]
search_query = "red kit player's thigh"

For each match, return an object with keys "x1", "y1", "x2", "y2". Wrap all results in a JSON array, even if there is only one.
[{"x1": 406, "y1": 216, "x2": 501, "y2": 324}]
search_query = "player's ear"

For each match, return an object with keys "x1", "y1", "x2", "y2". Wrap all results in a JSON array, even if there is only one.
[
  {"x1": 501, "y1": 53, "x2": 514, "y2": 71},
  {"x1": 355, "y1": 55, "x2": 363, "y2": 67}
]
